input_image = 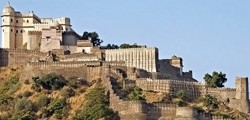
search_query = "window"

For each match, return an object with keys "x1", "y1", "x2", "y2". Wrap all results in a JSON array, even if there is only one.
[
  {"x1": 11, "y1": 19, "x2": 13, "y2": 22},
  {"x1": 16, "y1": 20, "x2": 18, "y2": 23},
  {"x1": 11, "y1": 29, "x2": 13, "y2": 32},
  {"x1": 20, "y1": 30, "x2": 23, "y2": 33},
  {"x1": 2, "y1": 19, "x2": 4, "y2": 22},
  {"x1": 27, "y1": 20, "x2": 29, "y2": 23},
  {"x1": 16, "y1": 30, "x2": 18, "y2": 33},
  {"x1": 2, "y1": 29, "x2": 4, "y2": 32}
]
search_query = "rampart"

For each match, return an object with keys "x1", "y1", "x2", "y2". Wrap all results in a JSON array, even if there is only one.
[
  {"x1": 0, "y1": 48, "x2": 48, "y2": 67},
  {"x1": 105, "y1": 47, "x2": 158, "y2": 72},
  {"x1": 136, "y1": 78, "x2": 204, "y2": 100}
]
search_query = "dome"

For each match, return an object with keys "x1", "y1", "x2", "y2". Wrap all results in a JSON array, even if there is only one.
[{"x1": 2, "y1": 3, "x2": 15, "y2": 14}]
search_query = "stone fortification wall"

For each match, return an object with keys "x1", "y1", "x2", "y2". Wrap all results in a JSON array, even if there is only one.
[
  {"x1": 147, "y1": 103, "x2": 176, "y2": 120},
  {"x1": 62, "y1": 31, "x2": 80, "y2": 46},
  {"x1": 28, "y1": 31, "x2": 42, "y2": 50},
  {"x1": 0, "y1": 49, "x2": 48, "y2": 67},
  {"x1": 23, "y1": 62, "x2": 103, "y2": 84},
  {"x1": 204, "y1": 87, "x2": 236, "y2": 100},
  {"x1": 105, "y1": 47, "x2": 158, "y2": 72},
  {"x1": 104, "y1": 75, "x2": 147, "y2": 120},
  {"x1": 0, "y1": 49, "x2": 9, "y2": 67},
  {"x1": 28, "y1": 61, "x2": 102, "y2": 68},
  {"x1": 136, "y1": 78, "x2": 204, "y2": 100}
]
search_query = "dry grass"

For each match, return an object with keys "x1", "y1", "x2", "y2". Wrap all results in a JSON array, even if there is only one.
[{"x1": 143, "y1": 91, "x2": 168, "y2": 103}]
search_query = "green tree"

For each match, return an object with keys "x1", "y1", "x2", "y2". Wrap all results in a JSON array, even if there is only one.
[
  {"x1": 82, "y1": 31, "x2": 103, "y2": 46},
  {"x1": 202, "y1": 94, "x2": 219, "y2": 109},
  {"x1": 119, "y1": 43, "x2": 144, "y2": 49},
  {"x1": 73, "y1": 84, "x2": 117, "y2": 120},
  {"x1": 32, "y1": 73, "x2": 67, "y2": 90},
  {"x1": 174, "y1": 90, "x2": 187, "y2": 107},
  {"x1": 127, "y1": 86, "x2": 145, "y2": 101},
  {"x1": 203, "y1": 71, "x2": 227, "y2": 88},
  {"x1": 48, "y1": 99, "x2": 68, "y2": 119}
]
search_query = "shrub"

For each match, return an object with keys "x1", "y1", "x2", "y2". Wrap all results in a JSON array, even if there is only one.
[
  {"x1": 67, "y1": 76, "x2": 88, "y2": 89},
  {"x1": 32, "y1": 73, "x2": 67, "y2": 90},
  {"x1": 61, "y1": 87, "x2": 75, "y2": 98},
  {"x1": 0, "y1": 74, "x2": 20, "y2": 95},
  {"x1": 24, "y1": 79, "x2": 30, "y2": 84},
  {"x1": 22, "y1": 91, "x2": 32, "y2": 98},
  {"x1": 126, "y1": 86, "x2": 145, "y2": 101},
  {"x1": 31, "y1": 83, "x2": 41, "y2": 92},
  {"x1": 48, "y1": 99, "x2": 68, "y2": 119},
  {"x1": 202, "y1": 94, "x2": 219, "y2": 109},
  {"x1": 15, "y1": 98, "x2": 34, "y2": 112},
  {"x1": 176, "y1": 90, "x2": 186, "y2": 100},
  {"x1": 73, "y1": 84, "x2": 117, "y2": 120},
  {"x1": 36, "y1": 95, "x2": 50, "y2": 108}
]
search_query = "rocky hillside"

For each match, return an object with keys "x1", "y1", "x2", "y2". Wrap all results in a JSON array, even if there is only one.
[{"x1": 0, "y1": 66, "x2": 118, "y2": 120}]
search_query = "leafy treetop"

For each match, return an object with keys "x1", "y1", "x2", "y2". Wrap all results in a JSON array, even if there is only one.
[
  {"x1": 203, "y1": 71, "x2": 227, "y2": 88},
  {"x1": 82, "y1": 31, "x2": 103, "y2": 46}
]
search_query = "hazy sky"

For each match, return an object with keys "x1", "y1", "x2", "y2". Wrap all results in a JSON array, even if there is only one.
[{"x1": 1, "y1": 0, "x2": 250, "y2": 88}]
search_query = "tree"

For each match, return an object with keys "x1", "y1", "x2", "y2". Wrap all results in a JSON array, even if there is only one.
[
  {"x1": 174, "y1": 90, "x2": 187, "y2": 107},
  {"x1": 106, "y1": 44, "x2": 119, "y2": 49},
  {"x1": 73, "y1": 84, "x2": 118, "y2": 120},
  {"x1": 119, "y1": 43, "x2": 144, "y2": 49},
  {"x1": 203, "y1": 71, "x2": 227, "y2": 88},
  {"x1": 81, "y1": 31, "x2": 103, "y2": 46},
  {"x1": 202, "y1": 94, "x2": 219, "y2": 109}
]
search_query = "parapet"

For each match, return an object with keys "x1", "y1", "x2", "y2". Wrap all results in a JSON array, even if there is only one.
[
  {"x1": 28, "y1": 31, "x2": 42, "y2": 35},
  {"x1": 105, "y1": 47, "x2": 158, "y2": 51}
]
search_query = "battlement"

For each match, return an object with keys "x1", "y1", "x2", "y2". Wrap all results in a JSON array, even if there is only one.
[
  {"x1": 206, "y1": 87, "x2": 236, "y2": 92},
  {"x1": 105, "y1": 47, "x2": 158, "y2": 51},
  {"x1": 15, "y1": 12, "x2": 40, "y2": 21},
  {"x1": 28, "y1": 61, "x2": 102, "y2": 68},
  {"x1": 137, "y1": 78, "x2": 203, "y2": 86},
  {"x1": 28, "y1": 31, "x2": 42, "y2": 35}
]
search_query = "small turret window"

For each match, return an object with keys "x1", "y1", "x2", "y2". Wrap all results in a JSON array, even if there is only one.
[
  {"x1": 16, "y1": 20, "x2": 18, "y2": 23},
  {"x1": 11, "y1": 19, "x2": 13, "y2": 22},
  {"x1": 16, "y1": 30, "x2": 18, "y2": 33},
  {"x1": 21, "y1": 30, "x2": 23, "y2": 33},
  {"x1": 27, "y1": 20, "x2": 29, "y2": 23}
]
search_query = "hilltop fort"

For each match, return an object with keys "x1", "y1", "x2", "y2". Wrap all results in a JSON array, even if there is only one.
[{"x1": 0, "y1": 3, "x2": 249, "y2": 120}]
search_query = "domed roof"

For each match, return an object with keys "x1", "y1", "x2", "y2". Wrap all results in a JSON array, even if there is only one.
[{"x1": 2, "y1": 2, "x2": 15, "y2": 14}]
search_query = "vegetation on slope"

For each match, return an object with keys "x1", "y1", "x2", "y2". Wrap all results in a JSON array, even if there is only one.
[
  {"x1": 0, "y1": 68, "x2": 117, "y2": 120},
  {"x1": 73, "y1": 84, "x2": 119, "y2": 120}
]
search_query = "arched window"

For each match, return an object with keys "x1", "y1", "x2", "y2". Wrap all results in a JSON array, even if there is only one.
[
  {"x1": 20, "y1": 30, "x2": 23, "y2": 33},
  {"x1": 16, "y1": 30, "x2": 18, "y2": 33},
  {"x1": 11, "y1": 19, "x2": 13, "y2": 22},
  {"x1": 27, "y1": 20, "x2": 29, "y2": 23},
  {"x1": 16, "y1": 20, "x2": 18, "y2": 23},
  {"x1": 11, "y1": 29, "x2": 13, "y2": 32}
]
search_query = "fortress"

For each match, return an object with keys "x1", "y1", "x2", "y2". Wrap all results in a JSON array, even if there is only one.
[{"x1": 1, "y1": 3, "x2": 250, "y2": 120}]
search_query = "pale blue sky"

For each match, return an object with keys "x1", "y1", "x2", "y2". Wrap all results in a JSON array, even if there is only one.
[{"x1": 1, "y1": 0, "x2": 250, "y2": 88}]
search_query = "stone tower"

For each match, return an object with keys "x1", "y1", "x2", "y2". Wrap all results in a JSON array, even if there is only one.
[
  {"x1": 170, "y1": 55, "x2": 183, "y2": 75},
  {"x1": 1, "y1": 2, "x2": 16, "y2": 48},
  {"x1": 235, "y1": 77, "x2": 249, "y2": 113}
]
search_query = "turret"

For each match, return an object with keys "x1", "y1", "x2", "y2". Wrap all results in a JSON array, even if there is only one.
[
  {"x1": 235, "y1": 77, "x2": 249, "y2": 113},
  {"x1": 170, "y1": 55, "x2": 183, "y2": 75},
  {"x1": 1, "y1": 2, "x2": 16, "y2": 48}
]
